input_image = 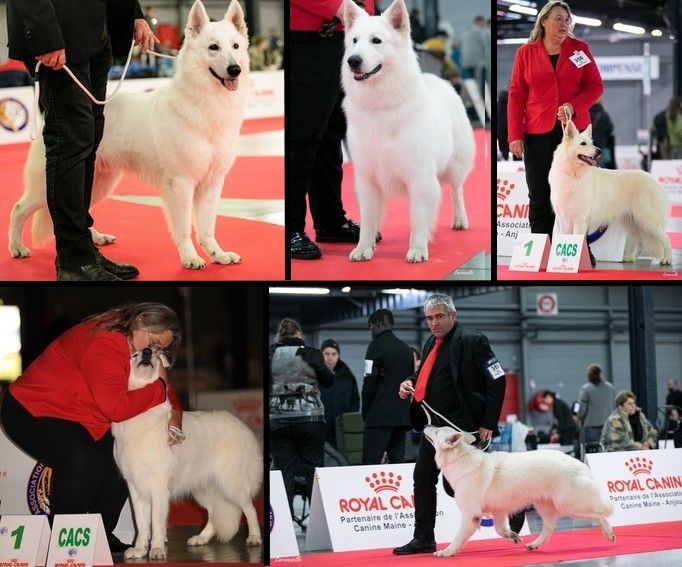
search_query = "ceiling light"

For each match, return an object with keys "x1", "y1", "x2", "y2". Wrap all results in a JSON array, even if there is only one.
[
  {"x1": 573, "y1": 16, "x2": 601, "y2": 27},
  {"x1": 613, "y1": 23, "x2": 645, "y2": 35},
  {"x1": 269, "y1": 287, "x2": 330, "y2": 295},
  {"x1": 341, "y1": 286, "x2": 351, "y2": 293},
  {"x1": 509, "y1": 5, "x2": 537, "y2": 16},
  {"x1": 652, "y1": 29, "x2": 663, "y2": 37}
]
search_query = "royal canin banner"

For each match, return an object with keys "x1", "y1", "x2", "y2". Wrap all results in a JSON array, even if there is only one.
[
  {"x1": 305, "y1": 463, "x2": 529, "y2": 552},
  {"x1": 586, "y1": 448, "x2": 682, "y2": 526},
  {"x1": 650, "y1": 161, "x2": 682, "y2": 205}
]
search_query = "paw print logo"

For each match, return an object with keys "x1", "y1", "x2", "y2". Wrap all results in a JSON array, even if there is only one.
[
  {"x1": 497, "y1": 178, "x2": 515, "y2": 202},
  {"x1": 625, "y1": 456, "x2": 653, "y2": 476},
  {"x1": 365, "y1": 471, "x2": 403, "y2": 493}
]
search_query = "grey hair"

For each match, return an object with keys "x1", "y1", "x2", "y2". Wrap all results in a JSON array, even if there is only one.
[
  {"x1": 528, "y1": 1, "x2": 575, "y2": 43},
  {"x1": 423, "y1": 293, "x2": 456, "y2": 314}
]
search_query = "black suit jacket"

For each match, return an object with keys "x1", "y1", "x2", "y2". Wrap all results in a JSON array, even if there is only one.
[
  {"x1": 411, "y1": 322, "x2": 506, "y2": 436},
  {"x1": 7, "y1": 0, "x2": 143, "y2": 65}
]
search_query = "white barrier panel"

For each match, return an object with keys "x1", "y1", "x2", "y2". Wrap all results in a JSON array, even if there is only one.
[
  {"x1": 269, "y1": 471, "x2": 299, "y2": 559},
  {"x1": 650, "y1": 160, "x2": 682, "y2": 205},
  {"x1": 305, "y1": 463, "x2": 529, "y2": 552},
  {"x1": 586, "y1": 449, "x2": 682, "y2": 526},
  {"x1": 0, "y1": 70, "x2": 283, "y2": 146}
]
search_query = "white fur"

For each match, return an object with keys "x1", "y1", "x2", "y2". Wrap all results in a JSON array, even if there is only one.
[
  {"x1": 341, "y1": 0, "x2": 474, "y2": 263},
  {"x1": 110, "y1": 351, "x2": 263, "y2": 559},
  {"x1": 9, "y1": 0, "x2": 250, "y2": 269},
  {"x1": 548, "y1": 121, "x2": 672, "y2": 265},
  {"x1": 423, "y1": 425, "x2": 615, "y2": 558}
]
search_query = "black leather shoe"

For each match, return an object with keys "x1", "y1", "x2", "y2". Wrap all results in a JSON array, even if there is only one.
[
  {"x1": 290, "y1": 232, "x2": 322, "y2": 259},
  {"x1": 315, "y1": 219, "x2": 382, "y2": 243},
  {"x1": 392, "y1": 538, "x2": 437, "y2": 555},
  {"x1": 107, "y1": 534, "x2": 131, "y2": 554},
  {"x1": 57, "y1": 263, "x2": 122, "y2": 281},
  {"x1": 97, "y1": 253, "x2": 139, "y2": 280}
]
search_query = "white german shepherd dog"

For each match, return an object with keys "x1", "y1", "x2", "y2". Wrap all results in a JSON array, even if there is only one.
[
  {"x1": 341, "y1": 0, "x2": 474, "y2": 263},
  {"x1": 424, "y1": 426, "x2": 615, "y2": 558},
  {"x1": 549, "y1": 120, "x2": 672, "y2": 265},
  {"x1": 111, "y1": 349, "x2": 263, "y2": 559},
  {"x1": 9, "y1": 0, "x2": 249, "y2": 269}
]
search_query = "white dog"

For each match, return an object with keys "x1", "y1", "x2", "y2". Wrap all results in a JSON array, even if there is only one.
[
  {"x1": 423, "y1": 425, "x2": 615, "y2": 558},
  {"x1": 341, "y1": 0, "x2": 474, "y2": 263},
  {"x1": 111, "y1": 349, "x2": 263, "y2": 559},
  {"x1": 549, "y1": 120, "x2": 672, "y2": 265},
  {"x1": 9, "y1": 0, "x2": 249, "y2": 269}
]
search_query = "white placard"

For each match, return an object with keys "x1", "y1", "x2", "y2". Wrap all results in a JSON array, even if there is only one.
[
  {"x1": 269, "y1": 471, "x2": 299, "y2": 559},
  {"x1": 305, "y1": 464, "x2": 529, "y2": 552},
  {"x1": 0, "y1": 515, "x2": 50, "y2": 567},
  {"x1": 586, "y1": 449, "x2": 682, "y2": 526},
  {"x1": 45, "y1": 515, "x2": 111, "y2": 567},
  {"x1": 497, "y1": 171, "x2": 531, "y2": 256},
  {"x1": 547, "y1": 235, "x2": 592, "y2": 273},
  {"x1": 650, "y1": 160, "x2": 682, "y2": 205},
  {"x1": 509, "y1": 234, "x2": 550, "y2": 272},
  {"x1": 552, "y1": 222, "x2": 626, "y2": 263},
  {"x1": 536, "y1": 292, "x2": 558, "y2": 316}
]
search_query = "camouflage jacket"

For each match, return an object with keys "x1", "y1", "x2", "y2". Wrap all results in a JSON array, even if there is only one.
[{"x1": 600, "y1": 408, "x2": 658, "y2": 452}]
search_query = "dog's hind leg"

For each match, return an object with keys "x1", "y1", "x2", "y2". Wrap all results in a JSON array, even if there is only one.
[
  {"x1": 492, "y1": 514, "x2": 521, "y2": 544},
  {"x1": 445, "y1": 169, "x2": 469, "y2": 230},
  {"x1": 405, "y1": 177, "x2": 440, "y2": 263},
  {"x1": 194, "y1": 180, "x2": 241, "y2": 265},
  {"x1": 8, "y1": 194, "x2": 44, "y2": 258},
  {"x1": 525, "y1": 501, "x2": 557, "y2": 550},
  {"x1": 434, "y1": 514, "x2": 480, "y2": 557},
  {"x1": 187, "y1": 489, "x2": 217, "y2": 546},
  {"x1": 124, "y1": 484, "x2": 152, "y2": 559},
  {"x1": 88, "y1": 163, "x2": 122, "y2": 246}
]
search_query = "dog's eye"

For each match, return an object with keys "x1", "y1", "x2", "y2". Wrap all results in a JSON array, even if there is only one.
[
  {"x1": 372, "y1": 37, "x2": 382, "y2": 44},
  {"x1": 233, "y1": 43, "x2": 239, "y2": 49},
  {"x1": 208, "y1": 44, "x2": 220, "y2": 51},
  {"x1": 353, "y1": 37, "x2": 358, "y2": 44}
]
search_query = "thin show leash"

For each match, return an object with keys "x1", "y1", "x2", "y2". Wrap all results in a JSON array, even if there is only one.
[{"x1": 30, "y1": 40, "x2": 178, "y2": 140}]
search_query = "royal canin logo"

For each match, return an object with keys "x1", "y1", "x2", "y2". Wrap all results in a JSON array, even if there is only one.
[
  {"x1": 605, "y1": 457, "x2": 682, "y2": 493},
  {"x1": 338, "y1": 470, "x2": 414, "y2": 513},
  {"x1": 625, "y1": 457, "x2": 653, "y2": 476},
  {"x1": 365, "y1": 471, "x2": 403, "y2": 493},
  {"x1": 497, "y1": 178, "x2": 529, "y2": 219}
]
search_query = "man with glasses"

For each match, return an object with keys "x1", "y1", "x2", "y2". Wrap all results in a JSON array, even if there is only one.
[{"x1": 393, "y1": 293, "x2": 510, "y2": 555}]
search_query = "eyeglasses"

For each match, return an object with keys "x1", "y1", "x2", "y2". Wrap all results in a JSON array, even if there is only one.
[
  {"x1": 145, "y1": 330, "x2": 173, "y2": 358},
  {"x1": 550, "y1": 17, "x2": 572, "y2": 25}
]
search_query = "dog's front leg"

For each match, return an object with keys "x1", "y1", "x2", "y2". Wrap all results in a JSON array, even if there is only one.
[
  {"x1": 148, "y1": 481, "x2": 170, "y2": 559},
  {"x1": 124, "y1": 484, "x2": 151, "y2": 559},
  {"x1": 195, "y1": 180, "x2": 241, "y2": 265},
  {"x1": 434, "y1": 514, "x2": 479, "y2": 558},
  {"x1": 349, "y1": 177, "x2": 382, "y2": 261},
  {"x1": 406, "y1": 176, "x2": 440, "y2": 263},
  {"x1": 162, "y1": 176, "x2": 207, "y2": 269}
]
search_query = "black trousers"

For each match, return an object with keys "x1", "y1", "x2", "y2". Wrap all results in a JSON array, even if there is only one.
[
  {"x1": 1, "y1": 390, "x2": 128, "y2": 534},
  {"x1": 270, "y1": 421, "x2": 326, "y2": 510},
  {"x1": 362, "y1": 426, "x2": 408, "y2": 465},
  {"x1": 40, "y1": 40, "x2": 112, "y2": 270},
  {"x1": 523, "y1": 123, "x2": 563, "y2": 236},
  {"x1": 288, "y1": 31, "x2": 348, "y2": 235}
]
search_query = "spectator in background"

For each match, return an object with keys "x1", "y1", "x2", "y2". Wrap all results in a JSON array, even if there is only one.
[
  {"x1": 589, "y1": 100, "x2": 615, "y2": 169},
  {"x1": 652, "y1": 105, "x2": 670, "y2": 160},
  {"x1": 422, "y1": 30, "x2": 461, "y2": 87},
  {"x1": 0, "y1": 58, "x2": 34, "y2": 87},
  {"x1": 319, "y1": 338, "x2": 360, "y2": 448},
  {"x1": 666, "y1": 378, "x2": 682, "y2": 410},
  {"x1": 601, "y1": 390, "x2": 658, "y2": 452},
  {"x1": 665, "y1": 96, "x2": 682, "y2": 159},
  {"x1": 410, "y1": 346, "x2": 422, "y2": 373},
  {"x1": 577, "y1": 363, "x2": 616, "y2": 445},
  {"x1": 361, "y1": 309, "x2": 413, "y2": 464},
  {"x1": 460, "y1": 15, "x2": 486, "y2": 95},
  {"x1": 248, "y1": 35, "x2": 270, "y2": 71},
  {"x1": 497, "y1": 90, "x2": 520, "y2": 161},
  {"x1": 541, "y1": 390, "x2": 578, "y2": 445},
  {"x1": 664, "y1": 379, "x2": 682, "y2": 438},
  {"x1": 409, "y1": 8, "x2": 426, "y2": 44}
]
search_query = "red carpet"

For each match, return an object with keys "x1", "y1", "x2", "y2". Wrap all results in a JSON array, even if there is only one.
[
  {"x1": 498, "y1": 265, "x2": 681, "y2": 280},
  {"x1": 0, "y1": 118, "x2": 283, "y2": 281},
  {"x1": 297, "y1": 521, "x2": 682, "y2": 566},
  {"x1": 291, "y1": 129, "x2": 490, "y2": 280}
]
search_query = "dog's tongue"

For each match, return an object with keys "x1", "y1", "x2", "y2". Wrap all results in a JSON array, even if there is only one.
[{"x1": 223, "y1": 77, "x2": 238, "y2": 91}]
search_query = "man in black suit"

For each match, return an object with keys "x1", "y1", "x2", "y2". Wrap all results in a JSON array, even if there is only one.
[
  {"x1": 7, "y1": 0, "x2": 156, "y2": 280},
  {"x1": 361, "y1": 309, "x2": 413, "y2": 464},
  {"x1": 393, "y1": 293, "x2": 508, "y2": 555}
]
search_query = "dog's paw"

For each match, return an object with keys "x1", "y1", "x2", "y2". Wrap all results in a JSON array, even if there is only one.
[
  {"x1": 406, "y1": 248, "x2": 428, "y2": 263},
  {"x1": 622, "y1": 255, "x2": 636, "y2": 263},
  {"x1": 187, "y1": 534, "x2": 211, "y2": 546},
  {"x1": 211, "y1": 250, "x2": 241, "y2": 265},
  {"x1": 9, "y1": 244, "x2": 30, "y2": 258},
  {"x1": 507, "y1": 531, "x2": 522, "y2": 544},
  {"x1": 149, "y1": 546, "x2": 166, "y2": 560},
  {"x1": 434, "y1": 546, "x2": 456, "y2": 558},
  {"x1": 349, "y1": 246, "x2": 373, "y2": 261},
  {"x1": 182, "y1": 256, "x2": 206, "y2": 269},
  {"x1": 123, "y1": 547, "x2": 148, "y2": 559},
  {"x1": 607, "y1": 531, "x2": 616, "y2": 543},
  {"x1": 660, "y1": 256, "x2": 673, "y2": 266},
  {"x1": 525, "y1": 543, "x2": 539, "y2": 551},
  {"x1": 246, "y1": 534, "x2": 262, "y2": 546},
  {"x1": 91, "y1": 231, "x2": 117, "y2": 246},
  {"x1": 452, "y1": 216, "x2": 469, "y2": 230}
]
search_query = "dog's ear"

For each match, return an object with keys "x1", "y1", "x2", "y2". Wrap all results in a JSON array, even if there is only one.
[
  {"x1": 186, "y1": 0, "x2": 210, "y2": 38},
  {"x1": 564, "y1": 120, "x2": 578, "y2": 139},
  {"x1": 584, "y1": 124, "x2": 593, "y2": 139},
  {"x1": 343, "y1": 0, "x2": 366, "y2": 30},
  {"x1": 384, "y1": 0, "x2": 411, "y2": 36},
  {"x1": 225, "y1": 0, "x2": 248, "y2": 37},
  {"x1": 445, "y1": 432, "x2": 461, "y2": 447}
]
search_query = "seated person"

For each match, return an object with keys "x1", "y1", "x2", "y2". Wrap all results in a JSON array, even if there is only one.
[{"x1": 601, "y1": 390, "x2": 658, "y2": 452}]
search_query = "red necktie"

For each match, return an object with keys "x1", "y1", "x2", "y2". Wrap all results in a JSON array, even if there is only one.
[{"x1": 413, "y1": 337, "x2": 443, "y2": 402}]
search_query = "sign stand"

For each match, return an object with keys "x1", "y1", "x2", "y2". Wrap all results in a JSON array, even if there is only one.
[
  {"x1": 547, "y1": 235, "x2": 592, "y2": 273},
  {"x1": 508, "y1": 234, "x2": 550, "y2": 271},
  {"x1": 46, "y1": 514, "x2": 112, "y2": 567},
  {"x1": 304, "y1": 472, "x2": 332, "y2": 552},
  {"x1": 0, "y1": 514, "x2": 51, "y2": 567}
]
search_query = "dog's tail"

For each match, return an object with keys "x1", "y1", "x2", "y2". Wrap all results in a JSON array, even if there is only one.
[
  {"x1": 602, "y1": 498, "x2": 614, "y2": 517},
  {"x1": 31, "y1": 206, "x2": 54, "y2": 247},
  {"x1": 211, "y1": 498, "x2": 243, "y2": 543}
]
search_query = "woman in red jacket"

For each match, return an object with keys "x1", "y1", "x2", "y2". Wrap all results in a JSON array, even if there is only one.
[
  {"x1": 1, "y1": 302, "x2": 183, "y2": 554},
  {"x1": 507, "y1": 1, "x2": 603, "y2": 264}
]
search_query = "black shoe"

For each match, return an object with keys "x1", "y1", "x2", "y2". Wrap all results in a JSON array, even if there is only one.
[
  {"x1": 106, "y1": 534, "x2": 131, "y2": 554},
  {"x1": 392, "y1": 538, "x2": 437, "y2": 555},
  {"x1": 508, "y1": 509, "x2": 526, "y2": 533},
  {"x1": 97, "y1": 253, "x2": 139, "y2": 280},
  {"x1": 290, "y1": 232, "x2": 322, "y2": 259},
  {"x1": 57, "y1": 263, "x2": 122, "y2": 281},
  {"x1": 315, "y1": 219, "x2": 382, "y2": 243}
]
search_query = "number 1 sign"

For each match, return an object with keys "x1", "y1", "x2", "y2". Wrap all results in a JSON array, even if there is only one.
[{"x1": 0, "y1": 515, "x2": 51, "y2": 567}]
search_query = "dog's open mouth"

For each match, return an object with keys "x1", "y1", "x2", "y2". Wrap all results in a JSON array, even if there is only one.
[
  {"x1": 353, "y1": 64, "x2": 382, "y2": 81},
  {"x1": 578, "y1": 154, "x2": 598, "y2": 166},
  {"x1": 209, "y1": 67, "x2": 239, "y2": 91}
]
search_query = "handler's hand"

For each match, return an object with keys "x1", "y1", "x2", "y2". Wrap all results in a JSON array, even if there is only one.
[
  {"x1": 398, "y1": 379, "x2": 413, "y2": 399},
  {"x1": 134, "y1": 18, "x2": 158, "y2": 53},
  {"x1": 557, "y1": 103, "x2": 574, "y2": 123},
  {"x1": 168, "y1": 409, "x2": 183, "y2": 446},
  {"x1": 509, "y1": 139, "x2": 524, "y2": 159},
  {"x1": 36, "y1": 49, "x2": 66, "y2": 70},
  {"x1": 478, "y1": 427, "x2": 493, "y2": 442}
]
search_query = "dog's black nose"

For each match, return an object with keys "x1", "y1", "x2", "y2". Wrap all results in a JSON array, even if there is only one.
[
  {"x1": 227, "y1": 65, "x2": 241, "y2": 78},
  {"x1": 140, "y1": 348, "x2": 153, "y2": 366},
  {"x1": 347, "y1": 55, "x2": 363, "y2": 69}
]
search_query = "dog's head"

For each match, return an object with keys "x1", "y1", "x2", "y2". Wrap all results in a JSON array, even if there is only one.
[
  {"x1": 128, "y1": 348, "x2": 169, "y2": 391},
  {"x1": 561, "y1": 120, "x2": 602, "y2": 167},
  {"x1": 423, "y1": 426, "x2": 476, "y2": 465},
  {"x1": 180, "y1": 0, "x2": 250, "y2": 93},
  {"x1": 342, "y1": 0, "x2": 411, "y2": 83}
]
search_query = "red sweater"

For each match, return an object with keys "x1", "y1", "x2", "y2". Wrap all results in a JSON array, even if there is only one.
[
  {"x1": 10, "y1": 319, "x2": 181, "y2": 441},
  {"x1": 290, "y1": 0, "x2": 375, "y2": 32},
  {"x1": 507, "y1": 36, "x2": 603, "y2": 141}
]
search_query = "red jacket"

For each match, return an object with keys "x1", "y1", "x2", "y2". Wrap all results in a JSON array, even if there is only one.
[
  {"x1": 10, "y1": 319, "x2": 181, "y2": 441},
  {"x1": 290, "y1": 0, "x2": 374, "y2": 32},
  {"x1": 507, "y1": 36, "x2": 603, "y2": 141}
]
